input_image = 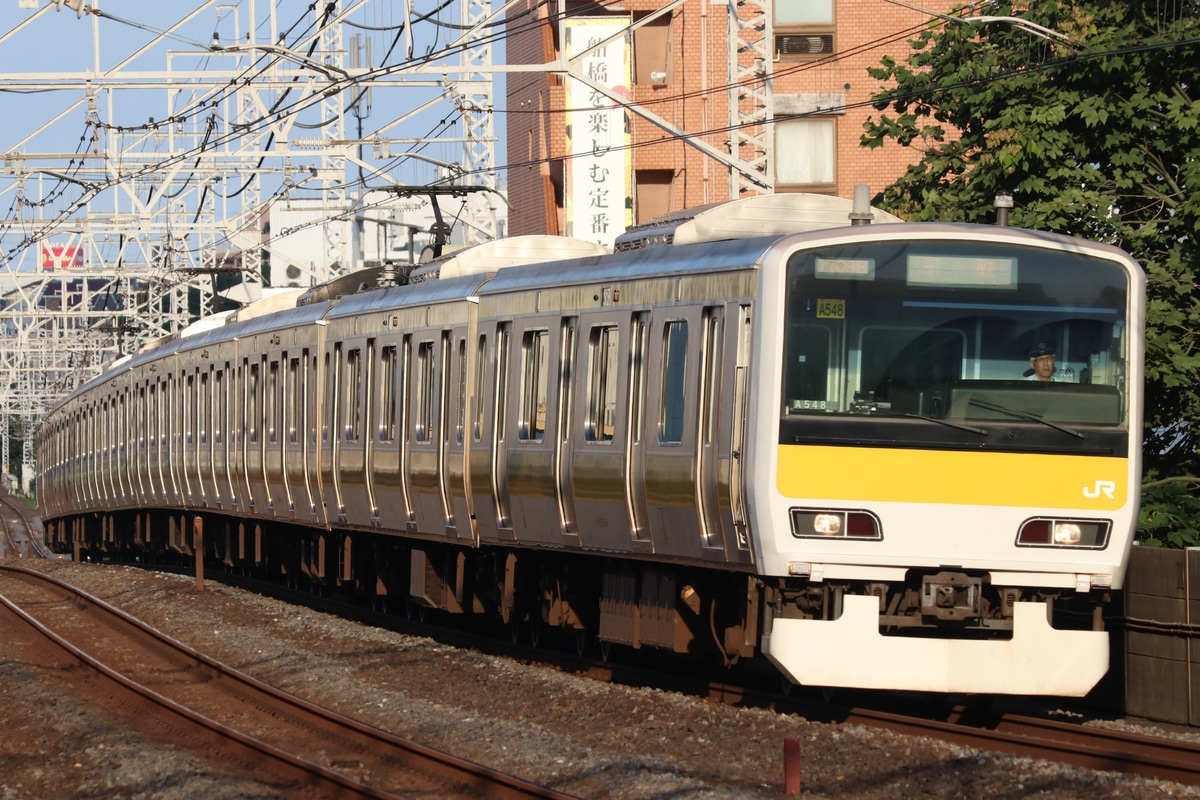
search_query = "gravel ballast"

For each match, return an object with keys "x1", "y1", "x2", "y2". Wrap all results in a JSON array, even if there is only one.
[{"x1": 2, "y1": 558, "x2": 1198, "y2": 800}]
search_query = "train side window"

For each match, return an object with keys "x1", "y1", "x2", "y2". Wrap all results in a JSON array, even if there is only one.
[
  {"x1": 519, "y1": 329, "x2": 549, "y2": 442},
  {"x1": 586, "y1": 324, "x2": 619, "y2": 443},
  {"x1": 495, "y1": 326, "x2": 511, "y2": 444},
  {"x1": 214, "y1": 368, "x2": 224, "y2": 445},
  {"x1": 288, "y1": 358, "x2": 301, "y2": 444},
  {"x1": 456, "y1": 337, "x2": 467, "y2": 445},
  {"x1": 345, "y1": 348, "x2": 362, "y2": 442},
  {"x1": 323, "y1": 350, "x2": 333, "y2": 445},
  {"x1": 267, "y1": 359, "x2": 280, "y2": 444},
  {"x1": 185, "y1": 373, "x2": 194, "y2": 445},
  {"x1": 659, "y1": 320, "x2": 688, "y2": 444},
  {"x1": 200, "y1": 370, "x2": 210, "y2": 445},
  {"x1": 473, "y1": 334, "x2": 488, "y2": 442},
  {"x1": 416, "y1": 340, "x2": 435, "y2": 443},
  {"x1": 247, "y1": 361, "x2": 259, "y2": 444},
  {"x1": 380, "y1": 345, "x2": 397, "y2": 442}
]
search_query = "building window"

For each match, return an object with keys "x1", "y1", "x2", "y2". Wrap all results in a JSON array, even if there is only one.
[
  {"x1": 635, "y1": 170, "x2": 674, "y2": 224},
  {"x1": 774, "y1": 0, "x2": 835, "y2": 60},
  {"x1": 633, "y1": 13, "x2": 672, "y2": 86},
  {"x1": 775, "y1": 117, "x2": 836, "y2": 191}
]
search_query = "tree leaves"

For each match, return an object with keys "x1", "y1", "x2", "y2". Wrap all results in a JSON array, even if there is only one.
[{"x1": 863, "y1": 0, "x2": 1200, "y2": 544}]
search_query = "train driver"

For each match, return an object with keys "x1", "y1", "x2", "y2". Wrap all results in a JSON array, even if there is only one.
[{"x1": 1025, "y1": 343, "x2": 1057, "y2": 382}]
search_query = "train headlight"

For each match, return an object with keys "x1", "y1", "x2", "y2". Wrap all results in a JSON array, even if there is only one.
[
  {"x1": 1053, "y1": 522, "x2": 1083, "y2": 545},
  {"x1": 1016, "y1": 518, "x2": 1110, "y2": 549},
  {"x1": 790, "y1": 509, "x2": 882, "y2": 540},
  {"x1": 813, "y1": 514, "x2": 841, "y2": 535}
]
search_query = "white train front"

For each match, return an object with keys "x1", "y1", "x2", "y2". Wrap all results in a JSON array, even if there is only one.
[{"x1": 38, "y1": 193, "x2": 1145, "y2": 696}]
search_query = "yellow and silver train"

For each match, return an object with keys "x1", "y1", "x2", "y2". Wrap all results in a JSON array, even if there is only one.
[{"x1": 37, "y1": 193, "x2": 1145, "y2": 696}]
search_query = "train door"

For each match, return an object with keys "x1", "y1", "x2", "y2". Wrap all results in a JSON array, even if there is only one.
[
  {"x1": 642, "y1": 308, "x2": 713, "y2": 558},
  {"x1": 695, "y1": 307, "x2": 725, "y2": 550},
  {"x1": 320, "y1": 346, "x2": 339, "y2": 521},
  {"x1": 336, "y1": 339, "x2": 372, "y2": 527},
  {"x1": 397, "y1": 335, "x2": 416, "y2": 528},
  {"x1": 199, "y1": 367, "x2": 217, "y2": 507},
  {"x1": 362, "y1": 339, "x2": 379, "y2": 524},
  {"x1": 304, "y1": 349, "x2": 321, "y2": 518},
  {"x1": 407, "y1": 331, "x2": 451, "y2": 534},
  {"x1": 81, "y1": 402, "x2": 94, "y2": 508},
  {"x1": 626, "y1": 311, "x2": 652, "y2": 543},
  {"x1": 445, "y1": 331, "x2": 474, "y2": 541},
  {"x1": 134, "y1": 383, "x2": 146, "y2": 502},
  {"x1": 284, "y1": 352, "x2": 312, "y2": 516},
  {"x1": 117, "y1": 389, "x2": 129, "y2": 504},
  {"x1": 264, "y1": 355, "x2": 285, "y2": 513},
  {"x1": 244, "y1": 357, "x2": 264, "y2": 513},
  {"x1": 727, "y1": 305, "x2": 753, "y2": 555},
  {"x1": 179, "y1": 371, "x2": 192, "y2": 505},
  {"x1": 233, "y1": 360, "x2": 246, "y2": 510},
  {"x1": 168, "y1": 373, "x2": 182, "y2": 506},
  {"x1": 504, "y1": 317, "x2": 571, "y2": 545},
  {"x1": 556, "y1": 317, "x2": 579, "y2": 539},
  {"x1": 371, "y1": 338, "x2": 410, "y2": 530},
  {"x1": 572, "y1": 314, "x2": 632, "y2": 548},
  {"x1": 211, "y1": 366, "x2": 226, "y2": 507},
  {"x1": 468, "y1": 330, "x2": 497, "y2": 537},
  {"x1": 104, "y1": 395, "x2": 117, "y2": 508},
  {"x1": 477, "y1": 321, "x2": 511, "y2": 542},
  {"x1": 148, "y1": 379, "x2": 161, "y2": 503}
]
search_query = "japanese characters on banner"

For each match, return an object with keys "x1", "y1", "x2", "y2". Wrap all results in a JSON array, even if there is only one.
[{"x1": 564, "y1": 17, "x2": 632, "y2": 249}]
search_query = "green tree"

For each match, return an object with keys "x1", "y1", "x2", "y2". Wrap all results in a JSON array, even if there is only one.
[{"x1": 862, "y1": 1, "x2": 1200, "y2": 546}]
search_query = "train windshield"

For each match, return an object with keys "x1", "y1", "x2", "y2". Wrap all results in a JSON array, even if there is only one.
[{"x1": 781, "y1": 238, "x2": 1131, "y2": 444}]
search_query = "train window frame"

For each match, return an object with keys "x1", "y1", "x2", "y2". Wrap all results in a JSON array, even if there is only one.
[
  {"x1": 267, "y1": 358, "x2": 281, "y2": 444},
  {"x1": 185, "y1": 372, "x2": 194, "y2": 446},
  {"x1": 659, "y1": 320, "x2": 689, "y2": 445},
  {"x1": 323, "y1": 350, "x2": 333, "y2": 445},
  {"x1": 288, "y1": 357, "x2": 302, "y2": 444},
  {"x1": 214, "y1": 368, "x2": 225, "y2": 446},
  {"x1": 247, "y1": 360, "x2": 260, "y2": 444},
  {"x1": 586, "y1": 323, "x2": 620, "y2": 444},
  {"x1": 415, "y1": 339, "x2": 435, "y2": 444},
  {"x1": 519, "y1": 328, "x2": 550, "y2": 442},
  {"x1": 345, "y1": 347, "x2": 362, "y2": 443},
  {"x1": 455, "y1": 336, "x2": 468, "y2": 446},
  {"x1": 199, "y1": 369, "x2": 211, "y2": 446},
  {"x1": 495, "y1": 325, "x2": 511, "y2": 446},
  {"x1": 473, "y1": 334, "x2": 488, "y2": 443},
  {"x1": 380, "y1": 344, "x2": 398, "y2": 443}
]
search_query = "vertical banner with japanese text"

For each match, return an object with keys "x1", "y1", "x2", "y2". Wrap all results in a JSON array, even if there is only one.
[{"x1": 564, "y1": 17, "x2": 632, "y2": 248}]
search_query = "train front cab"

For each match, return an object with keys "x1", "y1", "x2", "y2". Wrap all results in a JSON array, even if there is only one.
[{"x1": 751, "y1": 224, "x2": 1146, "y2": 696}]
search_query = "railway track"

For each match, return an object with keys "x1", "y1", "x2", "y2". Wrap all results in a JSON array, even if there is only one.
[
  {"x1": 182, "y1": 560, "x2": 1200, "y2": 789},
  {"x1": 0, "y1": 564, "x2": 579, "y2": 800},
  {"x1": 0, "y1": 493, "x2": 36, "y2": 558}
]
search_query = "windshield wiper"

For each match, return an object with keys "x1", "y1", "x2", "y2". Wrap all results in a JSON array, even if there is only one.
[
  {"x1": 875, "y1": 410, "x2": 989, "y2": 436},
  {"x1": 967, "y1": 398, "x2": 1084, "y2": 439}
]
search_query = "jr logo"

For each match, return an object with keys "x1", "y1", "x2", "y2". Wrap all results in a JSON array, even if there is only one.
[{"x1": 1083, "y1": 480, "x2": 1117, "y2": 500}]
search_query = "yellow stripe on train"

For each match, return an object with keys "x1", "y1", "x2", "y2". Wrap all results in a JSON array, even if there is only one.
[{"x1": 776, "y1": 445, "x2": 1127, "y2": 510}]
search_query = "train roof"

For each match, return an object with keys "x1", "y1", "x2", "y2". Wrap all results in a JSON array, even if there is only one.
[{"x1": 613, "y1": 192, "x2": 902, "y2": 251}]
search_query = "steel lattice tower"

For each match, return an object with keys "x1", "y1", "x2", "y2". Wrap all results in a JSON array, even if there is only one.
[{"x1": 0, "y1": 0, "x2": 497, "y2": 493}]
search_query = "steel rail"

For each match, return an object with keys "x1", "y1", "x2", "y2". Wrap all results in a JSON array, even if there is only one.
[{"x1": 0, "y1": 565, "x2": 580, "y2": 800}]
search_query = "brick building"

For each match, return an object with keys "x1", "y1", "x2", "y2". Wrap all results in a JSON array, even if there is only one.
[{"x1": 505, "y1": 0, "x2": 955, "y2": 243}]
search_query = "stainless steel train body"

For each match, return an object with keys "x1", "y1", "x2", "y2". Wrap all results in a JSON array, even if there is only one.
[{"x1": 37, "y1": 194, "x2": 1146, "y2": 695}]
